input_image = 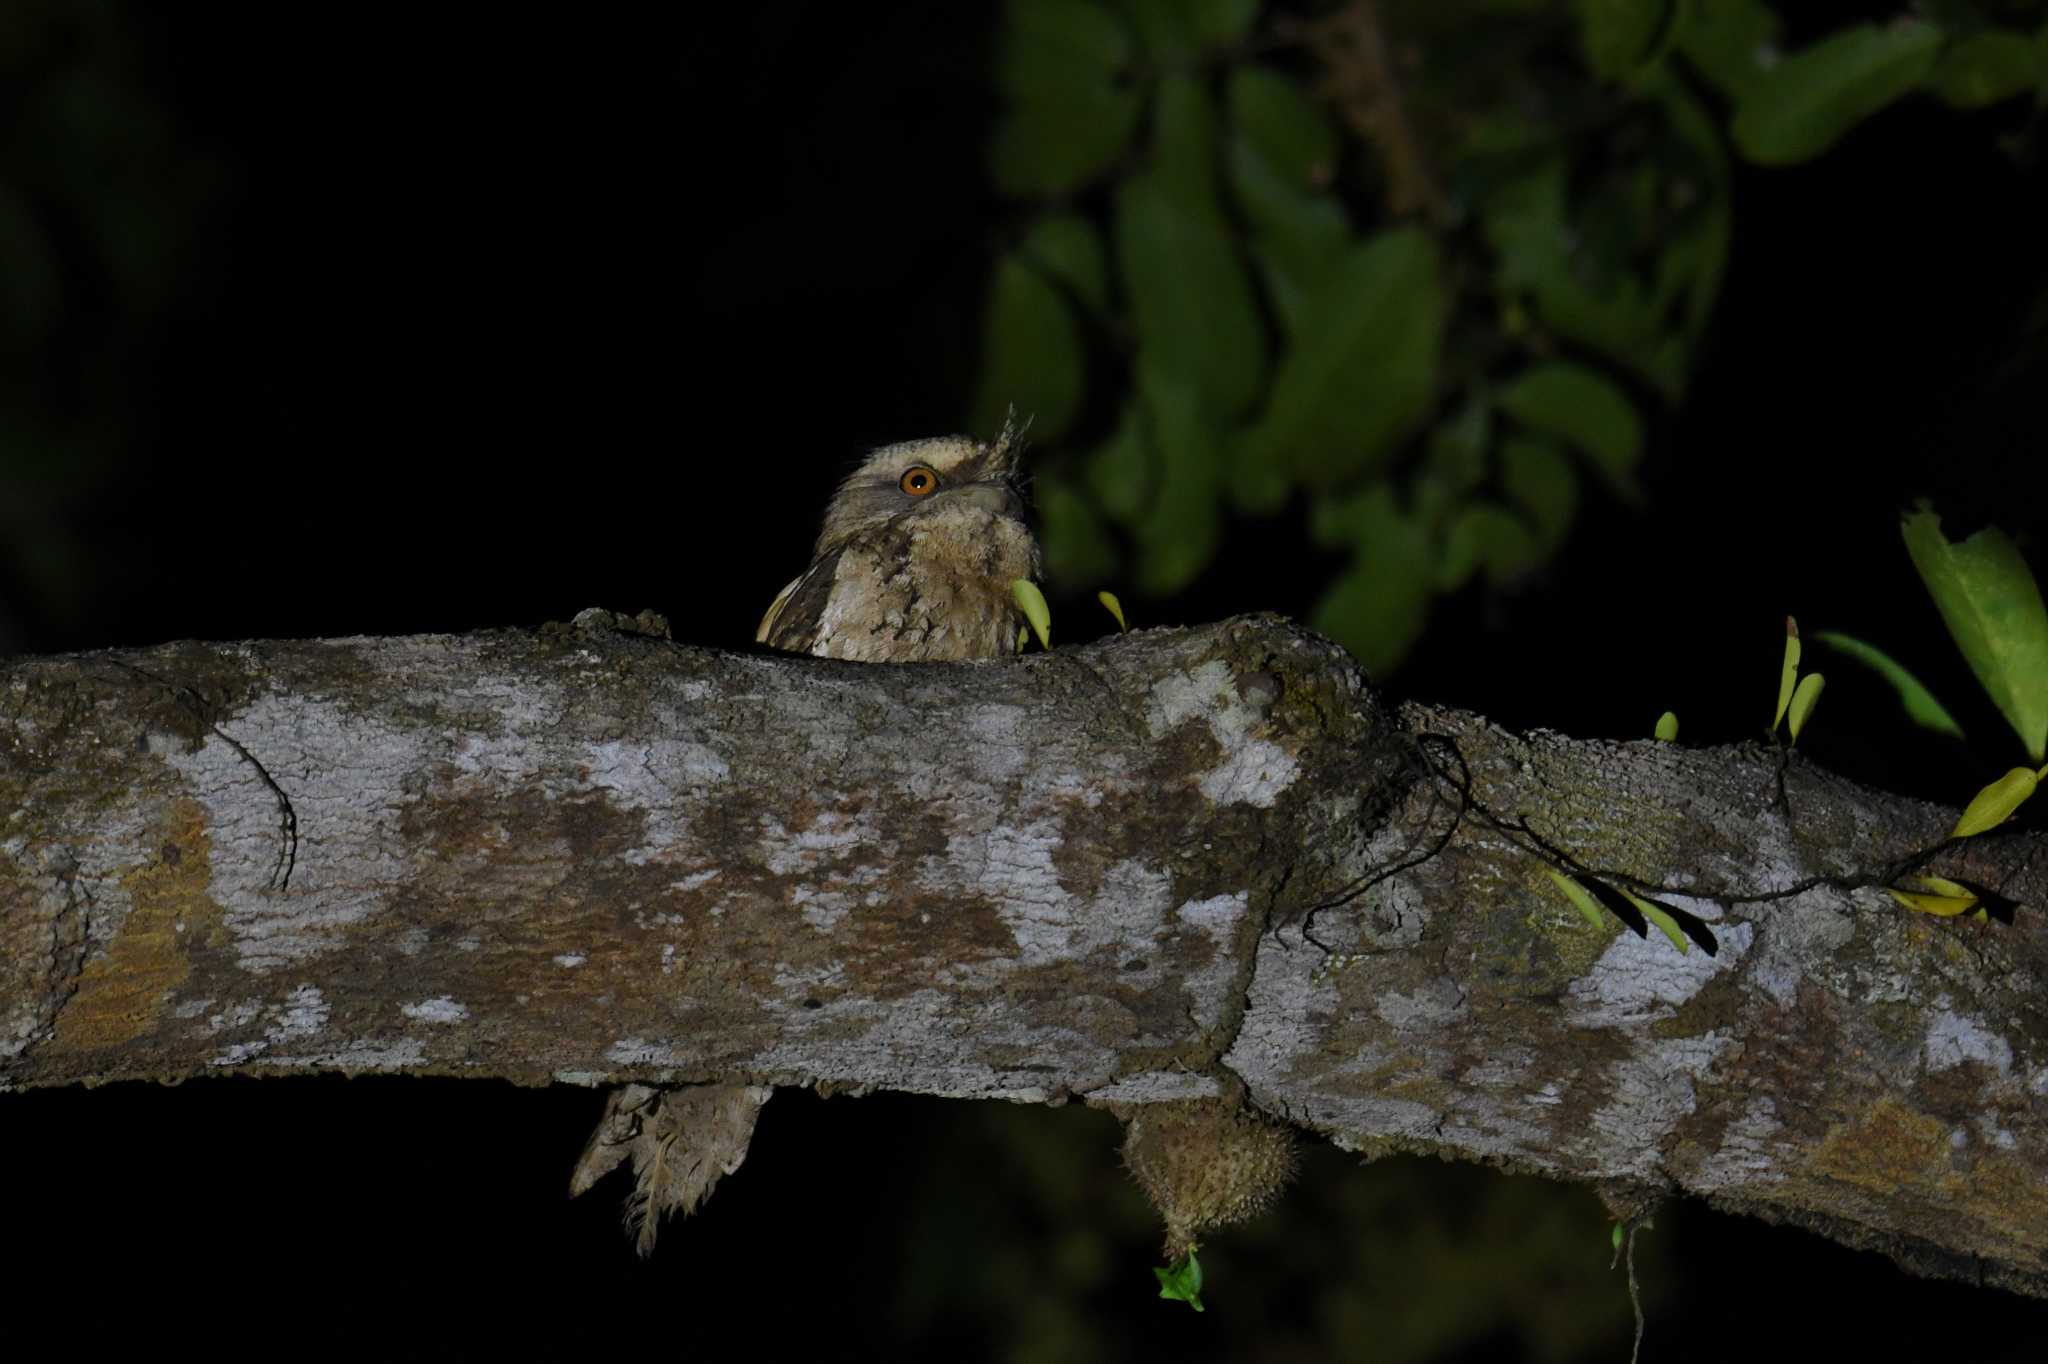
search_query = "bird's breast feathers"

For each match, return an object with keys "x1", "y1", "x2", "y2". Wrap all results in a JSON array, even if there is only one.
[{"x1": 757, "y1": 501, "x2": 1041, "y2": 663}]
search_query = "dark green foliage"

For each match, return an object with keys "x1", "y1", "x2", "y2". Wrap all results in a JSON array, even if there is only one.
[
  {"x1": 1927, "y1": 29, "x2": 2043, "y2": 108},
  {"x1": 974, "y1": 0, "x2": 2047, "y2": 673},
  {"x1": 988, "y1": 0, "x2": 1143, "y2": 198},
  {"x1": 1731, "y1": 21, "x2": 1946, "y2": 164}
]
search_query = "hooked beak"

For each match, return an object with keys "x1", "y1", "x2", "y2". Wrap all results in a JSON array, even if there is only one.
[
  {"x1": 941, "y1": 424, "x2": 1028, "y2": 519},
  {"x1": 945, "y1": 479, "x2": 1026, "y2": 521}
]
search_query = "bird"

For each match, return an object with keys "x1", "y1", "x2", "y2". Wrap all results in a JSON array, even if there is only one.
[
  {"x1": 756, "y1": 421, "x2": 1043, "y2": 662},
  {"x1": 575, "y1": 422, "x2": 1041, "y2": 1254}
]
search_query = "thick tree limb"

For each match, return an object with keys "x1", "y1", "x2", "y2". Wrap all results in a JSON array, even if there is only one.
[{"x1": 3, "y1": 614, "x2": 2044, "y2": 1294}]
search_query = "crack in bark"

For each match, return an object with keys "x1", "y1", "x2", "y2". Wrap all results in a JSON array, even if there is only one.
[
  {"x1": 102, "y1": 658, "x2": 299, "y2": 890},
  {"x1": 209, "y1": 726, "x2": 299, "y2": 892}
]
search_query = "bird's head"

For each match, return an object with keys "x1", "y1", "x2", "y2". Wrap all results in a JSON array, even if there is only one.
[{"x1": 813, "y1": 420, "x2": 1028, "y2": 558}]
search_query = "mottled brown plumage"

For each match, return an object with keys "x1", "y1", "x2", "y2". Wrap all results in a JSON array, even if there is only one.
[
  {"x1": 576, "y1": 428, "x2": 1040, "y2": 1254},
  {"x1": 757, "y1": 425, "x2": 1042, "y2": 662}
]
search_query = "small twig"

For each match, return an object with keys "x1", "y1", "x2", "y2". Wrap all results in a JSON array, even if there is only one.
[
  {"x1": 1280, "y1": 0, "x2": 1450, "y2": 224},
  {"x1": 1299, "y1": 732, "x2": 1469, "y2": 949},
  {"x1": 1307, "y1": 720, "x2": 2003, "y2": 962}
]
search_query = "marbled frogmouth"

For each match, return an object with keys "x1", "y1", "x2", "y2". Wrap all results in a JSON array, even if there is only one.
[
  {"x1": 576, "y1": 424, "x2": 1041, "y2": 1253},
  {"x1": 757, "y1": 423, "x2": 1043, "y2": 661}
]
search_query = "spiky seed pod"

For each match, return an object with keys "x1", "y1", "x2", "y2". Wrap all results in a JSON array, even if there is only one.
[{"x1": 1122, "y1": 1100, "x2": 1299, "y2": 1261}]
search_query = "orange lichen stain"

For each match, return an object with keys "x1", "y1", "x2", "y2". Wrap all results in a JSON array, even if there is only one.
[
  {"x1": 49, "y1": 798, "x2": 223, "y2": 1054},
  {"x1": 1809, "y1": 1099, "x2": 1947, "y2": 1195},
  {"x1": 1947, "y1": 1148, "x2": 2048, "y2": 1245},
  {"x1": 1809, "y1": 1099, "x2": 2048, "y2": 1257}
]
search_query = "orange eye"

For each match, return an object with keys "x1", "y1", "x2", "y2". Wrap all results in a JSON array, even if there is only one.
[{"x1": 899, "y1": 465, "x2": 940, "y2": 496}]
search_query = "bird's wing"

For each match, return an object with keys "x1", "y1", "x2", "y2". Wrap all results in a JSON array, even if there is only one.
[
  {"x1": 755, "y1": 547, "x2": 849, "y2": 652},
  {"x1": 755, "y1": 568, "x2": 810, "y2": 644}
]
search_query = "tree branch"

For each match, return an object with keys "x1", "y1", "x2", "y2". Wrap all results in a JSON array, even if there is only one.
[
  {"x1": 3, "y1": 614, "x2": 2044, "y2": 1295},
  {"x1": 1286, "y1": 0, "x2": 1450, "y2": 225}
]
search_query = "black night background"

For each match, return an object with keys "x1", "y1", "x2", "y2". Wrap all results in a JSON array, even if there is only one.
[{"x1": 4, "y1": 4, "x2": 2047, "y2": 1359}]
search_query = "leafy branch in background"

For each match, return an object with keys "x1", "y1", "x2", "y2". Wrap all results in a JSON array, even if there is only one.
[
  {"x1": 973, "y1": 0, "x2": 2048, "y2": 674},
  {"x1": 1538, "y1": 500, "x2": 2047, "y2": 947},
  {"x1": 1851, "y1": 507, "x2": 2048, "y2": 919},
  {"x1": 1899, "y1": 503, "x2": 2048, "y2": 767}
]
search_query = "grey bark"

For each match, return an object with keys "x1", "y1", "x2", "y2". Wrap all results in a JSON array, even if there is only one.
[{"x1": 3, "y1": 612, "x2": 2044, "y2": 1295}]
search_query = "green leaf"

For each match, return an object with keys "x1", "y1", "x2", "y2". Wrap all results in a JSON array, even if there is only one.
[
  {"x1": 1412, "y1": 400, "x2": 1492, "y2": 528},
  {"x1": 1576, "y1": 0, "x2": 1666, "y2": 81},
  {"x1": 1901, "y1": 504, "x2": 2048, "y2": 762},
  {"x1": 1130, "y1": 359, "x2": 1223, "y2": 594},
  {"x1": 1185, "y1": 0, "x2": 1260, "y2": 50},
  {"x1": 1118, "y1": 0, "x2": 1257, "y2": 59},
  {"x1": 1229, "y1": 66, "x2": 1337, "y2": 188},
  {"x1": 1036, "y1": 474, "x2": 1119, "y2": 587},
  {"x1": 1153, "y1": 73, "x2": 1220, "y2": 208},
  {"x1": 1731, "y1": 21, "x2": 1944, "y2": 166},
  {"x1": 1481, "y1": 154, "x2": 1571, "y2": 295},
  {"x1": 1787, "y1": 672, "x2": 1825, "y2": 745},
  {"x1": 1547, "y1": 868, "x2": 1611, "y2": 932},
  {"x1": 1436, "y1": 502, "x2": 1541, "y2": 593},
  {"x1": 1098, "y1": 590, "x2": 1128, "y2": 631},
  {"x1": 1495, "y1": 362, "x2": 1643, "y2": 501},
  {"x1": 1888, "y1": 886, "x2": 1981, "y2": 918},
  {"x1": 1239, "y1": 227, "x2": 1445, "y2": 487},
  {"x1": 1498, "y1": 434, "x2": 1578, "y2": 551},
  {"x1": 1651, "y1": 206, "x2": 1730, "y2": 346},
  {"x1": 1115, "y1": 172, "x2": 1266, "y2": 423},
  {"x1": 1676, "y1": 0, "x2": 1781, "y2": 99},
  {"x1": 1312, "y1": 486, "x2": 1434, "y2": 675},
  {"x1": 989, "y1": 0, "x2": 1141, "y2": 197},
  {"x1": 1622, "y1": 888, "x2": 1691, "y2": 955},
  {"x1": 1561, "y1": 872, "x2": 1719, "y2": 955},
  {"x1": 1012, "y1": 578, "x2": 1053, "y2": 650},
  {"x1": 1654, "y1": 711, "x2": 1679, "y2": 741},
  {"x1": 1085, "y1": 401, "x2": 1152, "y2": 525},
  {"x1": 1186, "y1": 0, "x2": 1260, "y2": 49},
  {"x1": 1154, "y1": 1249, "x2": 1206, "y2": 1311},
  {"x1": 1812, "y1": 631, "x2": 1966, "y2": 741},
  {"x1": 995, "y1": 0, "x2": 1129, "y2": 88},
  {"x1": 1223, "y1": 423, "x2": 1293, "y2": 518},
  {"x1": 1652, "y1": 79, "x2": 1733, "y2": 342},
  {"x1": 1479, "y1": 152, "x2": 1684, "y2": 399},
  {"x1": 1952, "y1": 767, "x2": 2039, "y2": 838},
  {"x1": 990, "y1": 93, "x2": 1139, "y2": 197},
  {"x1": 1570, "y1": 873, "x2": 1649, "y2": 939},
  {"x1": 1019, "y1": 214, "x2": 1111, "y2": 315},
  {"x1": 1926, "y1": 30, "x2": 2039, "y2": 110},
  {"x1": 1227, "y1": 66, "x2": 1347, "y2": 344},
  {"x1": 1888, "y1": 874, "x2": 2012, "y2": 922},
  {"x1": 1775, "y1": 616, "x2": 1801, "y2": 732},
  {"x1": 1231, "y1": 141, "x2": 1349, "y2": 343},
  {"x1": 1619, "y1": 887, "x2": 1719, "y2": 955},
  {"x1": 1929, "y1": 875, "x2": 2021, "y2": 925},
  {"x1": 970, "y1": 256, "x2": 1086, "y2": 441}
]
